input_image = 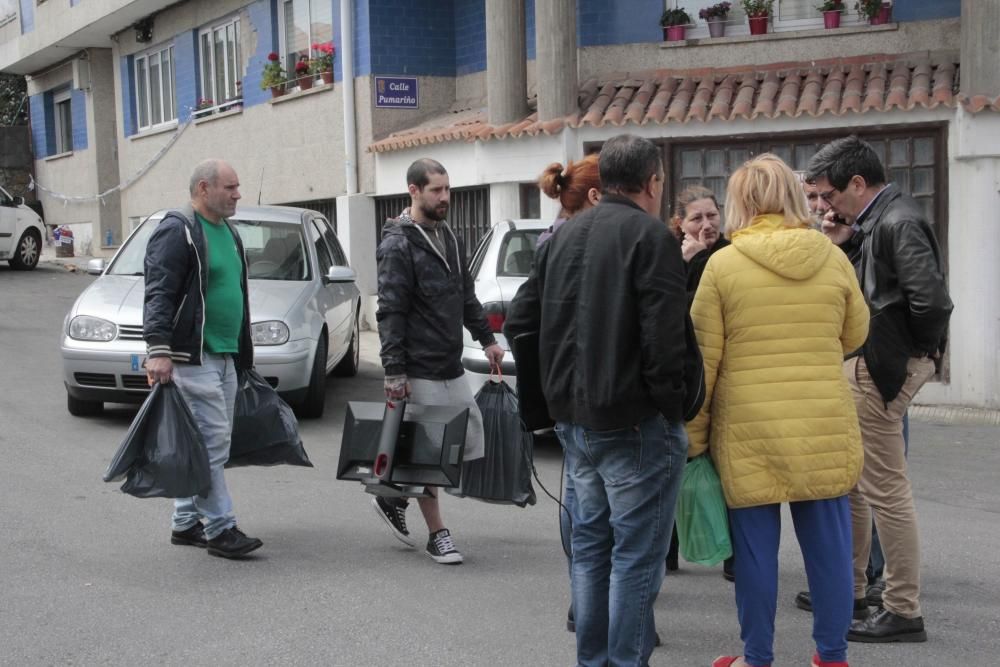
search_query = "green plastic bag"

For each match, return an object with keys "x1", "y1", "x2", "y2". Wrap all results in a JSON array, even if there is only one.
[{"x1": 676, "y1": 455, "x2": 732, "y2": 566}]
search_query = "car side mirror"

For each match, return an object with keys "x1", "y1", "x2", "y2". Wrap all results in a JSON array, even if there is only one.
[
  {"x1": 86, "y1": 258, "x2": 106, "y2": 275},
  {"x1": 326, "y1": 265, "x2": 356, "y2": 283},
  {"x1": 11, "y1": 195, "x2": 24, "y2": 206}
]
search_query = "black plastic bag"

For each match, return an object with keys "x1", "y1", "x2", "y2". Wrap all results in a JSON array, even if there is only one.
[
  {"x1": 447, "y1": 380, "x2": 536, "y2": 507},
  {"x1": 103, "y1": 383, "x2": 212, "y2": 499},
  {"x1": 229, "y1": 368, "x2": 312, "y2": 468}
]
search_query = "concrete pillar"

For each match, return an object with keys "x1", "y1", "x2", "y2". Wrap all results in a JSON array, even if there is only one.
[
  {"x1": 336, "y1": 193, "x2": 378, "y2": 330},
  {"x1": 485, "y1": 0, "x2": 527, "y2": 125},
  {"x1": 960, "y1": 0, "x2": 1000, "y2": 98},
  {"x1": 535, "y1": 0, "x2": 577, "y2": 122},
  {"x1": 489, "y1": 182, "x2": 522, "y2": 224}
]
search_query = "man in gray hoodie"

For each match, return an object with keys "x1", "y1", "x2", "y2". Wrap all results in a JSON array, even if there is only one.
[{"x1": 371, "y1": 158, "x2": 504, "y2": 564}]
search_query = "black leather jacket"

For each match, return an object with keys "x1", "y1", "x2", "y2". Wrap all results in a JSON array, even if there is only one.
[
  {"x1": 850, "y1": 184, "x2": 952, "y2": 402},
  {"x1": 143, "y1": 204, "x2": 254, "y2": 369}
]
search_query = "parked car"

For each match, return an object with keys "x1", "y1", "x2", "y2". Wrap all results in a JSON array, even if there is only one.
[
  {"x1": 461, "y1": 219, "x2": 546, "y2": 394},
  {"x1": 0, "y1": 184, "x2": 44, "y2": 270},
  {"x1": 61, "y1": 205, "x2": 361, "y2": 419}
]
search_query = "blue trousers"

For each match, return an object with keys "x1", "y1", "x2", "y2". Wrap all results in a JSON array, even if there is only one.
[
  {"x1": 556, "y1": 416, "x2": 688, "y2": 667},
  {"x1": 730, "y1": 496, "x2": 853, "y2": 667}
]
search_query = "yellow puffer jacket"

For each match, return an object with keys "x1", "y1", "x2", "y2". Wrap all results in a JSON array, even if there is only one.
[{"x1": 687, "y1": 215, "x2": 870, "y2": 509}]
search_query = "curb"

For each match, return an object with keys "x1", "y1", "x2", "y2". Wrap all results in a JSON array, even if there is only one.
[{"x1": 909, "y1": 404, "x2": 1000, "y2": 426}]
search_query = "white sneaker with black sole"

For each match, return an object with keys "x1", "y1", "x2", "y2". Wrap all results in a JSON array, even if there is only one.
[
  {"x1": 372, "y1": 496, "x2": 416, "y2": 547},
  {"x1": 426, "y1": 528, "x2": 463, "y2": 564}
]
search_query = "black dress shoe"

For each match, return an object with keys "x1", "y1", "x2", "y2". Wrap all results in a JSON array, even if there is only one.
[
  {"x1": 171, "y1": 522, "x2": 207, "y2": 548},
  {"x1": 206, "y1": 526, "x2": 263, "y2": 559},
  {"x1": 865, "y1": 579, "x2": 886, "y2": 608},
  {"x1": 722, "y1": 557, "x2": 735, "y2": 582},
  {"x1": 567, "y1": 605, "x2": 575, "y2": 633},
  {"x1": 794, "y1": 591, "x2": 871, "y2": 620},
  {"x1": 847, "y1": 608, "x2": 927, "y2": 643}
]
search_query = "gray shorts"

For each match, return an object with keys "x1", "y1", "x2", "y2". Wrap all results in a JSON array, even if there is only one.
[{"x1": 409, "y1": 376, "x2": 485, "y2": 461}]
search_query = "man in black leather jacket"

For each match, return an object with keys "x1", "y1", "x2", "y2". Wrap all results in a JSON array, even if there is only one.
[{"x1": 806, "y1": 136, "x2": 953, "y2": 644}]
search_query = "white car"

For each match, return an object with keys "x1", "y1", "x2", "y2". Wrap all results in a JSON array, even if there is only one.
[
  {"x1": 0, "y1": 184, "x2": 44, "y2": 270},
  {"x1": 62, "y1": 205, "x2": 361, "y2": 419},
  {"x1": 461, "y1": 219, "x2": 547, "y2": 393}
]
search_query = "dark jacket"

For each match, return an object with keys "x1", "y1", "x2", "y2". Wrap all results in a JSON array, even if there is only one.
[
  {"x1": 851, "y1": 184, "x2": 953, "y2": 402},
  {"x1": 143, "y1": 204, "x2": 254, "y2": 370},
  {"x1": 504, "y1": 195, "x2": 689, "y2": 429},
  {"x1": 685, "y1": 236, "x2": 730, "y2": 306},
  {"x1": 376, "y1": 212, "x2": 496, "y2": 380}
]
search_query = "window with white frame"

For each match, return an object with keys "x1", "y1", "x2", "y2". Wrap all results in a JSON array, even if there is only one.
[
  {"x1": 53, "y1": 88, "x2": 72, "y2": 154},
  {"x1": 199, "y1": 17, "x2": 242, "y2": 109},
  {"x1": 135, "y1": 44, "x2": 176, "y2": 131},
  {"x1": 279, "y1": 0, "x2": 333, "y2": 74},
  {"x1": 672, "y1": 0, "x2": 865, "y2": 34}
]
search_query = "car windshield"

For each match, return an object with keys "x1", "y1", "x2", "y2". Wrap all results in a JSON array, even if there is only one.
[
  {"x1": 497, "y1": 230, "x2": 542, "y2": 277},
  {"x1": 107, "y1": 215, "x2": 309, "y2": 281}
]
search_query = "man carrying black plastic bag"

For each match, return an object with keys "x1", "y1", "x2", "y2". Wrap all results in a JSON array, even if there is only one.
[
  {"x1": 228, "y1": 368, "x2": 312, "y2": 468},
  {"x1": 447, "y1": 380, "x2": 536, "y2": 507}
]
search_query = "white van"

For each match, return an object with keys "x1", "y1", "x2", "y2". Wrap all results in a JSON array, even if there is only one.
[{"x1": 0, "y1": 184, "x2": 44, "y2": 270}]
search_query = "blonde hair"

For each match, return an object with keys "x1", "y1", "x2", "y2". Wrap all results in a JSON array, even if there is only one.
[{"x1": 724, "y1": 154, "x2": 811, "y2": 237}]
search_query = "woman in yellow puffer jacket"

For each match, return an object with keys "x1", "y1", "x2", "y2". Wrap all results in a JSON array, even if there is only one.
[{"x1": 690, "y1": 155, "x2": 869, "y2": 667}]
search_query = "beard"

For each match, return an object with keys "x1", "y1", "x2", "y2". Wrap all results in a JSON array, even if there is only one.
[{"x1": 420, "y1": 201, "x2": 449, "y2": 222}]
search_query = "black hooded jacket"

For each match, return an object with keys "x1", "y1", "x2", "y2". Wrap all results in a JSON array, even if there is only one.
[{"x1": 375, "y1": 212, "x2": 496, "y2": 380}]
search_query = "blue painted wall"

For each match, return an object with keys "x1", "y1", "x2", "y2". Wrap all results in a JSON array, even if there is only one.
[
  {"x1": 363, "y1": 0, "x2": 456, "y2": 76},
  {"x1": 578, "y1": 0, "x2": 661, "y2": 47},
  {"x1": 18, "y1": 0, "x2": 32, "y2": 33},
  {"x1": 454, "y1": 0, "x2": 485, "y2": 76},
  {"x1": 173, "y1": 30, "x2": 199, "y2": 121},
  {"x1": 243, "y1": 1, "x2": 280, "y2": 108},
  {"x1": 29, "y1": 94, "x2": 47, "y2": 158},
  {"x1": 71, "y1": 89, "x2": 88, "y2": 150},
  {"x1": 893, "y1": 0, "x2": 961, "y2": 21}
]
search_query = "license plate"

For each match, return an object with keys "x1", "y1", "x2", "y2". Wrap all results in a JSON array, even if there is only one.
[{"x1": 130, "y1": 354, "x2": 143, "y2": 372}]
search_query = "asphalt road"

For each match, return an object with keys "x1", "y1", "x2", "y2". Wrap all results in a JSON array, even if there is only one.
[{"x1": 1, "y1": 262, "x2": 997, "y2": 666}]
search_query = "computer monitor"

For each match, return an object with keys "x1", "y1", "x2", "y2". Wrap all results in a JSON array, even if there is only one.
[{"x1": 337, "y1": 401, "x2": 469, "y2": 491}]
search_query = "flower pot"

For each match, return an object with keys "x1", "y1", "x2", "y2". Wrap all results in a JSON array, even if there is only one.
[
  {"x1": 320, "y1": 70, "x2": 333, "y2": 85},
  {"x1": 823, "y1": 10, "x2": 841, "y2": 28},
  {"x1": 878, "y1": 3, "x2": 892, "y2": 23},
  {"x1": 298, "y1": 75, "x2": 313, "y2": 91},
  {"x1": 663, "y1": 25, "x2": 687, "y2": 41},
  {"x1": 748, "y1": 15, "x2": 768, "y2": 35},
  {"x1": 270, "y1": 84, "x2": 285, "y2": 98},
  {"x1": 708, "y1": 18, "x2": 726, "y2": 38}
]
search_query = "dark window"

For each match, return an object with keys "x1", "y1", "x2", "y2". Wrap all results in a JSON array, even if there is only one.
[
  {"x1": 373, "y1": 185, "x2": 491, "y2": 258},
  {"x1": 469, "y1": 228, "x2": 494, "y2": 277},
  {"x1": 308, "y1": 218, "x2": 333, "y2": 275},
  {"x1": 497, "y1": 230, "x2": 542, "y2": 277},
  {"x1": 284, "y1": 198, "x2": 337, "y2": 232},
  {"x1": 374, "y1": 193, "x2": 410, "y2": 246},
  {"x1": 520, "y1": 183, "x2": 541, "y2": 219},
  {"x1": 317, "y1": 216, "x2": 348, "y2": 266}
]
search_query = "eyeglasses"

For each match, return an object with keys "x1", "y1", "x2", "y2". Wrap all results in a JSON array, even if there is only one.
[{"x1": 817, "y1": 188, "x2": 839, "y2": 203}]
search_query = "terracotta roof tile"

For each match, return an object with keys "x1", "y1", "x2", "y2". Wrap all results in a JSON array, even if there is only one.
[{"x1": 368, "y1": 53, "x2": 979, "y2": 153}]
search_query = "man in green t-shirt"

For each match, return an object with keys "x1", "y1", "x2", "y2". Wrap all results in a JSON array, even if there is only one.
[{"x1": 143, "y1": 159, "x2": 262, "y2": 559}]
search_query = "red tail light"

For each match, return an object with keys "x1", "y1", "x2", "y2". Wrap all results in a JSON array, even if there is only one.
[
  {"x1": 486, "y1": 312, "x2": 506, "y2": 333},
  {"x1": 374, "y1": 453, "x2": 389, "y2": 478}
]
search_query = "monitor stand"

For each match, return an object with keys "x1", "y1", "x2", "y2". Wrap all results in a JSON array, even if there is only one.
[{"x1": 363, "y1": 480, "x2": 433, "y2": 499}]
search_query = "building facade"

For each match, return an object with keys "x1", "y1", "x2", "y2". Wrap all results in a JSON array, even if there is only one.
[{"x1": 2, "y1": 0, "x2": 998, "y2": 410}]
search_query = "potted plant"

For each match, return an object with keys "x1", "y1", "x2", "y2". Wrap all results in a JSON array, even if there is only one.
[
  {"x1": 699, "y1": 2, "x2": 732, "y2": 38},
  {"x1": 659, "y1": 7, "x2": 692, "y2": 42},
  {"x1": 260, "y1": 52, "x2": 286, "y2": 98},
  {"x1": 310, "y1": 41, "x2": 335, "y2": 85},
  {"x1": 818, "y1": 0, "x2": 843, "y2": 28},
  {"x1": 741, "y1": 0, "x2": 774, "y2": 34},
  {"x1": 194, "y1": 98, "x2": 214, "y2": 117},
  {"x1": 856, "y1": 0, "x2": 891, "y2": 24},
  {"x1": 294, "y1": 58, "x2": 313, "y2": 90}
]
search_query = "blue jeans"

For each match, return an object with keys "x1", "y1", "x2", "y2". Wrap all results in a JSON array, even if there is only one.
[
  {"x1": 731, "y1": 497, "x2": 853, "y2": 667},
  {"x1": 171, "y1": 353, "x2": 238, "y2": 540},
  {"x1": 556, "y1": 415, "x2": 688, "y2": 667}
]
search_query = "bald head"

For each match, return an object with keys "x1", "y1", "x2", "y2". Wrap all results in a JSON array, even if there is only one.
[{"x1": 190, "y1": 159, "x2": 241, "y2": 222}]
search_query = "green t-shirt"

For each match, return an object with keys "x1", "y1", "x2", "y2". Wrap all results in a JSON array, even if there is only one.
[{"x1": 196, "y1": 212, "x2": 245, "y2": 354}]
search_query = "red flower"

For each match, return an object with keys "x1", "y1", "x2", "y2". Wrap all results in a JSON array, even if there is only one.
[
  {"x1": 267, "y1": 52, "x2": 279, "y2": 61},
  {"x1": 295, "y1": 60, "x2": 310, "y2": 74}
]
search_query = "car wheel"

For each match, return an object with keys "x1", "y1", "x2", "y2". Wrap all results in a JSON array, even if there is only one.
[
  {"x1": 67, "y1": 394, "x2": 103, "y2": 417},
  {"x1": 297, "y1": 334, "x2": 327, "y2": 419},
  {"x1": 333, "y1": 313, "x2": 360, "y2": 377},
  {"x1": 9, "y1": 229, "x2": 41, "y2": 270}
]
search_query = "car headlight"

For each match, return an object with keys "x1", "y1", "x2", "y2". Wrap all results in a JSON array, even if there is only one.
[
  {"x1": 68, "y1": 315, "x2": 117, "y2": 341},
  {"x1": 251, "y1": 320, "x2": 290, "y2": 345}
]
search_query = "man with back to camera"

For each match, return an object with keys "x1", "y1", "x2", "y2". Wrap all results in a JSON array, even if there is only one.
[
  {"x1": 143, "y1": 158, "x2": 263, "y2": 559},
  {"x1": 505, "y1": 134, "x2": 690, "y2": 666},
  {"x1": 372, "y1": 157, "x2": 504, "y2": 565},
  {"x1": 805, "y1": 136, "x2": 953, "y2": 642}
]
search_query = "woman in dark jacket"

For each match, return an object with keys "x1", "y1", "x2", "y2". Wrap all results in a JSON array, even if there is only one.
[{"x1": 666, "y1": 185, "x2": 734, "y2": 580}]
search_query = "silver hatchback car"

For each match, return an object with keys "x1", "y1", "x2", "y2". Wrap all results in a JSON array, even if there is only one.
[
  {"x1": 61, "y1": 205, "x2": 361, "y2": 419},
  {"x1": 461, "y1": 219, "x2": 546, "y2": 393}
]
